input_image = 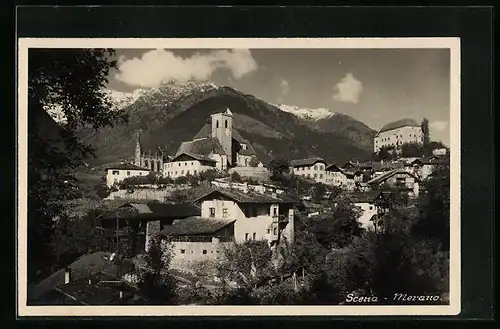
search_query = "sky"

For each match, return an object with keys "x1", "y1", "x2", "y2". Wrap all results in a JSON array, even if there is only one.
[{"x1": 107, "y1": 48, "x2": 451, "y2": 145}]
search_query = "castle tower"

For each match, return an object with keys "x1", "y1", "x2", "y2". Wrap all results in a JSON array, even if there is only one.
[
  {"x1": 134, "y1": 130, "x2": 142, "y2": 166},
  {"x1": 211, "y1": 109, "x2": 233, "y2": 166}
]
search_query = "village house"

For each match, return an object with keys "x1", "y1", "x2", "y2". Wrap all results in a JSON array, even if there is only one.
[
  {"x1": 97, "y1": 202, "x2": 200, "y2": 256},
  {"x1": 167, "y1": 109, "x2": 260, "y2": 176},
  {"x1": 29, "y1": 251, "x2": 146, "y2": 305},
  {"x1": 154, "y1": 217, "x2": 236, "y2": 270},
  {"x1": 290, "y1": 157, "x2": 328, "y2": 184},
  {"x1": 324, "y1": 164, "x2": 347, "y2": 187},
  {"x1": 366, "y1": 168, "x2": 421, "y2": 198},
  {"x1": 335, "y1": 191, "x2": 396, "y2": 232},
  {"x1": 154, "y1": 187, "x2": 295, "y2": 270},
  {"x1": 373, "y1": 118, "x2": 423, "y2": 153},
  {"x1": 410, "y1": 156, "x2": 450, "y2": 180},
  {"x1": 105, "y1": 163, "x2": 150, "y2": 188},
  {"x1": 163, "y1": 152, "x2": 217, "y2": 179}
]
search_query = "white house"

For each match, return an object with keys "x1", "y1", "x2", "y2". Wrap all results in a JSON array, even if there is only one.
[
  {"x1": 374, "y1": 118, "x2": 423, "y2": 153},
  {"x1": 324, "y1": 164, "x2": 347, "y2": 187},
  {"x1": 163, "y1": 152, "x2": 217, "y2": 178},
  {"x1": 154, "y1": 187, "x2": 295, "y2": 272},
  {"x1": 105, "y1": 163, "x2": 150, "y2": 188},
  {"x1": 290, "y1": 157, "x2": 328, "y2": 184},
  {"x1": 341, "y1": 191, "x2": 384, "y2": 230},
  {"x1": 366, "y1": 169, "x2": 421, "y2": 198}
]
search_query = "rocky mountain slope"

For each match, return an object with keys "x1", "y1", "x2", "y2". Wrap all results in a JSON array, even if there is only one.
[{"x1": 77, "y1": 82, "x2": 376, "y2": 166}]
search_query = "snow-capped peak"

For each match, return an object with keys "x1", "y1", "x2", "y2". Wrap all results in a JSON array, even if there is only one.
[
  {"x1": 273, "y1": 104, "x2": 335, "y2": 121},
  {"x1": 105, "y1": 88, "x2": 147, "y2": 109}
]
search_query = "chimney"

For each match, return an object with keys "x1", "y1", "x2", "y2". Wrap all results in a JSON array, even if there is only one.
[{"x1": 64, "y1": 267, "x2": 71, "y2": 284}]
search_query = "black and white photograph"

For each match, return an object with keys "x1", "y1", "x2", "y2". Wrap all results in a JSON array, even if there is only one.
[{"x1": 17, "y1": 38, "x2": 460, "y2": 316}]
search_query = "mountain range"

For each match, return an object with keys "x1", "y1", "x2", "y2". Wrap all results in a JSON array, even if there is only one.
[{"x1": 77, "y1": 81, "x2": 376, "y2": 166}]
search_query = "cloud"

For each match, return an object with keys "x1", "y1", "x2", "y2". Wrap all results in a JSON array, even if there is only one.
[
  {"x1": 115, "y1": 49, "x2": 258, "y2": 88},
  {"x1": 277, "y1": 79, "x2": 290, "y2": 103},
  {"x1": 332, "y1": 73, "x2": 363, "y2": 104},
  {"x1": 279, "y1": 79, "x2": 290, "y2": 95},
  {"x1": 430, "y1": 120, "x2": 449, "y2": 131}
]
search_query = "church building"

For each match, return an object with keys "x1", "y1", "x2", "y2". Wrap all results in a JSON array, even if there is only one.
[
  {"x1": 164, "y1": 108, "x2": 259, "y2": 178},
  {"x1": 134, "y1": 131, "x2": 168, "y2": 173}
]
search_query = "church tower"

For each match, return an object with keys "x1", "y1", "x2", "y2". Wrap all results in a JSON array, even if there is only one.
[
  {"x1": 211, "y1": 109, "x2": 233, "y2": 166},
  {"x1": 134, "y1": 130, "x2": 142, "y2": 167}
]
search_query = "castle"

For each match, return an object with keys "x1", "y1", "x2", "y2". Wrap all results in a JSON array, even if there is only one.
[{"x1": 373, "y1": 118, "x2": 423, "y2": 153}]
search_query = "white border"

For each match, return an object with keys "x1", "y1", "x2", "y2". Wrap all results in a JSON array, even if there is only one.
[{"x1": 17, "y1": 38, "x2": 461, "y2": 317}]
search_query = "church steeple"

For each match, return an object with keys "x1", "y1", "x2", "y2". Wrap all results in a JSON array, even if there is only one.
[{"x1": 134, "y1": 130, "x2": 142, "y2": 166}]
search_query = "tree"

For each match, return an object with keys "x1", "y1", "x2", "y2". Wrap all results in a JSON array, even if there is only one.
[
  {"x1": 312, "y1": 183, "x2": 327, "y2": 203},
  {"x1": 28, "y1": 48, "x2": 125, "y2": 284},
  {"x1": 268, "y1": 157, "x2": 290, "y2": 181},
  {"x1": 377, "y1": 146, "x2": 393, "y2": 161},
  {"x1": 421, "y1": 118, "x2": 430, "y2": 147},
  {"x1": 305, "y1": 196, "x2": 362, "y2": 249},
  {"x1": 230, "y1": 171, "x2": 243, "y2": 183},
  {"x1": 137, "y1": 237, "x2": 177, "y2": 304},
  {"x1": 401, "y1": 142, "x2": 424, "y2": 158},
  {"x1": 249, "y1": 156, "x2": 260, "y2": 168},
  {"x1": 412, "y1": 165, "x2": 450, "y2": 250}
]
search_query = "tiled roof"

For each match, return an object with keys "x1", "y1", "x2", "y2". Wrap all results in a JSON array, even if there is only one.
[
  {"x1": 194, "y1": 187, "x2": 295, "y2": 204},
  {"x1": 325, "y1": 164, "x2": 343, "y2": 172},
  {"x1": 156, "y1": 216, "x2": 235, "y2": 236},
  {"x1": 176, "y1": 137, "x2": 226, "y2": 157},
  {"x1": 30, "y1": 252, "x2": 120, "y2": 301},
  {"x1": 366, "y1": 169, "x2": 420, "y2": 185},
  {"x1": 290, "y1": 157, "x2": 326, "y2": 167},
  {"x1": 338, "y1": 191, "x2": 382, "y2": 203},
  {"x1": 55, "y1": 272, "x2": 146, "y2": 305},
  {"x1": 379, "y1": 118, "x2": 420, "y2": 133},
  {"x1": 172, "y1": 152, "x2": 217, "y2": 163},
  {"x1": 105, "y1": 163, "x2": 150, "y2": 171},
  {"x1": 192, "y1": 123, "x2": 257, "y2": 156},
  {"x1": 101, "y1": 202, "x2": 200, "y2": 220}
]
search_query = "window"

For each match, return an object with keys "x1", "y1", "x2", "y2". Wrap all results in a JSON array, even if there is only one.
[
  {"x1": 187, "y1": 170, "x2": 190, "y2": 175},
  {"x1": 185, "y1": 162, "x2": 187, "y2": 166},
  {"x1": 273, "y1": 227, "x2": 277, "y2": 235},
  {"x1": 145, "y1": 160, "x2": 149, "y2": 168},
  {"x1": 181, "y1": 170, "x2": 184, "y2": 174},
  {"x1": 314, "y1": 174, "x2": 317, "y2": 178},
  {"x1": 127, "y1": 171, "x2": 130, "y2": 176},
  {"x1": 320, "y1": 174, "x2": 323, "y2": 179},
  {"x1": 314, "y1": 165, "x2": 318, "y2": 170},
  {"x1": 139, "y1": 172, "x2": 142, "y2": 175},
  {"x1": 225, "y1": 120, "x2": 228, "y2": 128},
  {"x1": 209, "y1": 208, "x2": 216, "y2": 217},
  {"x1": 112, "y1": 170, "x2": 119, "y2": 175},
  {"x1": 245, "y1": 233, "x2": 249, "y2": 241},
  {"x1": 216, "y1": 120, "x2": 219, "y2": 128},
  {"x1": 252, "y1": 233, "x2": 256, "y2": 240},
  {"x1": 202, "y1": 250, "x2": 207, "y2": 255},
  {"x1": 369, "y1": 206, "x2": 373, "y2": 210},
  {"x1": 178, "y1": 163, "x2": 181, "y2": 166},
  {"x1": 267, "y1": 229, "x2": 271, "y2": 234},
  {"x1": 194, "y1": 170, "x2": 197, "y2": 173},
  {"x1": 222, "y1": 208, "x2": 228, "y2": 218},
  {"x1": 273, "y1": 207, "x2": 278, "y2": 217},
  {"x1": 180, "y1": 249, "x2": 186, "y2": 254}
]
